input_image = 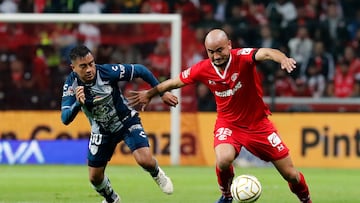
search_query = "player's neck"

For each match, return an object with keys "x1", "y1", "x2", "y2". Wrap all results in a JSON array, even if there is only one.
[{"x1": 216, "y1": 66, "x2": 226, "y2": 73}]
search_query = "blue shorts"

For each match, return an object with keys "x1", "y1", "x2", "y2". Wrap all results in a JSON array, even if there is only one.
[{"x1": 87, "y1": 116, "x2": 150, "y2": 167}]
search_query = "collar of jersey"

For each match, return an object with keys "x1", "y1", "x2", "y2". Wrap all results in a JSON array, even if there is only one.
[{"x1": 212, "y1": 54, "x2": 232, "y2": 79}]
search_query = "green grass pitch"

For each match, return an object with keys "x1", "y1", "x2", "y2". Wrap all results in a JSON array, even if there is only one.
[{"x1": 0, "y1": 165, "x2": 358, "y2": 203}]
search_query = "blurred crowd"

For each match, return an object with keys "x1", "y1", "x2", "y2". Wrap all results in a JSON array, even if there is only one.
[{"x1": 0, "y1": 0, "x2": 359, "y2": 112}]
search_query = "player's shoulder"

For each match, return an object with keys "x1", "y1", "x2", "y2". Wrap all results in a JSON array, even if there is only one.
[
  {"x1": 64, "y1": 71, "x2": 77, "y2": 83},
  {"x1": 96, "y1": 63, "x2": 124, "y2": 74},
  {"x1": 232, "y1": 48, "x2": 257, "y2": 56},
  {"x1": 96, "y1": 63, "x2": 118, "y2": 71},
  {"x1": 180, "y1": 59, "x2": 210, "y2": 81},
  {"x1": 184, "y1": 59, "x2": 211, "y2": 77},
  {"x1": 232, "y1": 48, "x2": 258, "y2": 65},
  {"x1": 98, "y1": 63, "x2": 136, "y2": 72},
  {"x1": 192, "y1": 58, "x2": 211, "y2": 70}
]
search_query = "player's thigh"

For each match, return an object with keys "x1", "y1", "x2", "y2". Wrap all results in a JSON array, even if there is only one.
[
  {"x1": 215, "y1": 143, "x2": 237, "y2": 168},
  {"x1": 213, "y1": 121, "x2": 243, "y2": 155},
  {"x1": 88, "y1": 132, "x2": 117, "y2": 167},
  {"x1": 123, "y1": 117, "x2": 150, "y2": 152},
  {"x1": 244, "y1": 119, "x2": 289, "y2": 162},
  {"x1": 245, "y1": 131, "x2": 289, "y2": 161}
]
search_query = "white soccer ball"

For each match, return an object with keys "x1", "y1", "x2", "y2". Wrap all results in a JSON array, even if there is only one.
[{"x1": 230, "y1": 174, "x2": 262, "y2": 203}]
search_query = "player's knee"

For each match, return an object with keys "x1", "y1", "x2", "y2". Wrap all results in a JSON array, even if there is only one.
[
  {"x1": 136, "y1": 155, "x2": 154, "y2": 169},
  {"x1": 282, "y1": 169, "x2": 299, "y2": 183},
  {"x1": 89, "y1": 173, "x2": 104, "y2": 186},
  {"x1": 216, "y1": 156, "x2": 234, "y2": 170},
  {"x1": 215, "y1": 144, "x2": 236, "y2": 170},
  {"x1": 137, "y1": 159, "x2": 151, "y2": 168},
  {"x1": 133, "y1": 147, "x2": 154, "y2": 168},
  {"x1": 88, "y1": 167, "x2": 105, "y2": 185}
]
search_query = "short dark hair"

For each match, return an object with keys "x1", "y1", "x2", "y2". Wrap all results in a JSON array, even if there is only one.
[{"x1": 69, "y1": 45, "x2": 91, "y2": 62}]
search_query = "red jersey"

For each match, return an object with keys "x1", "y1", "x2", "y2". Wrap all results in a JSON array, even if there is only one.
[
  {"x1": 180, "y1": 48, "x2": 271, "y2": 127},
  {"x1": 333, "y1": 66, "x2": 356, "y2": 98}
]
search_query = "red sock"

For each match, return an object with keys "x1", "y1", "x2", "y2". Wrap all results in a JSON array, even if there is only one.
[
  {"x1": 288, "y1": 172, "x2": 311, "y2": 202},
  {"x1": 216, "y1": 165, "x2": 234, "y2": 197}
]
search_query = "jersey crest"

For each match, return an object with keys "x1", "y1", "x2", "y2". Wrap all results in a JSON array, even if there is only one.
[
  {"x1": 231, "y1": 73, "x2": 239, "y2": 82},
  {"x1": 238, "y1": 48, "x2": 253, "y2": 55}
]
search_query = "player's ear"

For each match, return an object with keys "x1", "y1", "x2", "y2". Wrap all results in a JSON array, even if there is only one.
[{"x1": 70, "y1": 64, "x2": 75, "y2": 71}]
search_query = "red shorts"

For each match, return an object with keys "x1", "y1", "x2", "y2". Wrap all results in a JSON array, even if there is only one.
[{"x1": 213, "y1": 117, "x2": 289, "y2": 162}]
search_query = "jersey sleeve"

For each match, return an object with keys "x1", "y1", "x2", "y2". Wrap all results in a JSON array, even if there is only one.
[
  {"x1": 60, "y1": 73, "x2": 81, "y2": 125},
  {"x1": 131, "y1": 64, "x2": 161, "y2": 87},
  {"x1": 235, "y1": 48, "x2": 258, "y2": 64},
  {"x1": 101, "y1": 64, "x2": 160, "y2": 87},
  {"x1": 179, "y1": 63, "x2": 202, "y2": 85}
]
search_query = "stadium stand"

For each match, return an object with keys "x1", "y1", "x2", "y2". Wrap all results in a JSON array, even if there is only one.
[{"x1": 0, "y1": 0, "x2": 359, "y2": 112}]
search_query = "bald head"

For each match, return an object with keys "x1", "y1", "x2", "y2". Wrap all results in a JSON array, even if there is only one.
[
  {"x1": 204, "y1": 29, "x2": 232, "y2": 69},
  {"x1": 204, "y1": 29, "x2": 229, "y2": 48}
]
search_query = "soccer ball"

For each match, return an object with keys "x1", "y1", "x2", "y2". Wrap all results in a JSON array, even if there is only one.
[{"x1": 230, "y1": 174, "x2": 262, "y2": 203}]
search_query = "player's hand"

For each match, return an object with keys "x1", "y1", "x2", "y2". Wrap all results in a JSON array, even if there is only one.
[
  {"x1": 127, "y1": 90, "x2": 151, "y2": 111},
  {"x1": 161, "y1": 92, "x2": 178, "y2": 107},
  {"x1": 75, "y1": 86, "x2": 85, "y2": 105},
  {"x1": 280, "y1": 57, "x2": 297, "y2": 73}
]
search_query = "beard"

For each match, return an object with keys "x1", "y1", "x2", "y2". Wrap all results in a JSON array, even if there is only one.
[{"x1": 213, "y1": 57, "x2": 229, "y2": 68}]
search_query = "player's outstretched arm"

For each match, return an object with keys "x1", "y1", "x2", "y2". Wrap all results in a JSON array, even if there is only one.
[
  {"x1": 128, "y1": 76, "x2": 184, "y2": 111},
  {"x1": 127, "y1": 90, "x2": 151, "y2": 111},
  {"x1": 160, "y1": 92, "x2": 179, "y2": 107},
  {"x1": 255, "y1": 48, "x2": 297, "y2": 73}
]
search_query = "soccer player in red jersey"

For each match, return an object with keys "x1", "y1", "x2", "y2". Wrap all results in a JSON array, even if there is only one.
[{"x1": 128, "y1": 29, "x2": 312, "y2": 203}]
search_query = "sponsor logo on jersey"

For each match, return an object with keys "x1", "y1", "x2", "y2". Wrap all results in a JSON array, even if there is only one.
[
  {"x1": 267, "y1": 132, "x2": 285, "y2": 151},
  {"x1": 238, "y1": 48, "x2": 253, "y2": 55},
  {"x1": 119, "y1": 64, "x2": 125, "y2": 78},
  {"x1": 208, "y1": 80, "x2": 216, "y2": 85},
  {"x1": 267, "y1": 132, "x2": 281, "y2": 147},
  {"x1": 182, "y1": 68, "x2": 191, "y2": 79},
  {"x1": 139, "y1": 131, "x2": 146, "y2": 138},
  {"x1": 214, "y1": 81, "x2": 242, "y2": 97},
  {"x1": 62, "y1": 84, "x2": 75, "y2": 97},
  {"x1": 129, "y1": 124, "x2": 142, "y2": 131},
  {"x1": 112, "y1": 65, "x2": 119, "y2": 71},
  {"x1": 93, "y1": 108, "x2": 117, "y2": 123}
]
